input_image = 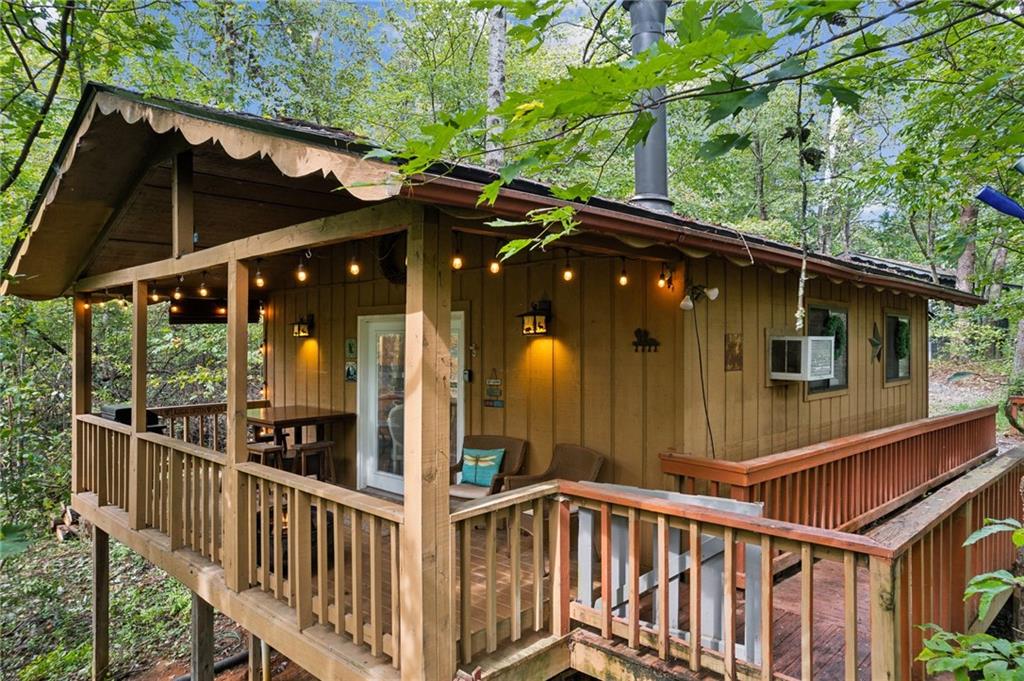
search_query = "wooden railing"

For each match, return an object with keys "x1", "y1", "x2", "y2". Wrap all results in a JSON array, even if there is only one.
[
  {"x1": 450, "y1": 482, "x2": 561, "y2": 667},
  {"x1": 237, "y1": 462, "x2": 404, "y2": 668},
  {"x1": 661, "y1": 407, "x2": 997, "y2": 533},
  {"x1": 149, "y1": 399, "x2": 270, "y2": 452},
  {"x1": 542, "y1": 451, "x2": 1023, "y2": 680},
  {"x1": 137, "y1": 432, "x2": 225, "y2": 564},
  {"x1": 867, "y1": 452, "x2": 1024, "y2": 680},
  {"x1": 75, "y1": 414, "x2": 132, "y2": 510}
]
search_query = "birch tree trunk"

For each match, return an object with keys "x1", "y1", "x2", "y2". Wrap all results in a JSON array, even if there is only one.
[
  {"x1": 817, "y1": 103, "x2": 844, "y2": 254},
  {"x1": 485, "y1": 6, "x2": 506, "y2": 171},
  {"x1": 954, "y1": 203, "x2": 978, "y2": 312}
]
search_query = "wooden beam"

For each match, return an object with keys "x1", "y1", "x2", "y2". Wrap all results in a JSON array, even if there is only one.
[
  {"x1": 173, "y1": 150, "x2": 195, "y2": 257},
  {"x1": 191, "y1": 593, "x2": 214, "y2": 681},
  {"x1": 74, "y1": 199, "x2": 417, "y2": 293},
  {"x1": 65, "y1": 136, "x2": 189, "y2": 293},
  {"x1": 224, "y1": 259, "x2": 250, "y2": 591},
  {"x1": 72, "y1": 295, "x2": 92, "y2": 493},
  {"x1": 128, "y1": 281, "x2": 147, "y2": 530},
  {"x1": 399, "y1": 206, "x2": 454, "y2": 681},
  {"x1": 92, "y1": 528, "x2": 109, "y2": 681}
]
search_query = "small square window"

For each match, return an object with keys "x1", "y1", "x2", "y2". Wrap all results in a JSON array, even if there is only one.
[
  {"x1": 807, "y1": 305, "x2": 848, "y2": 393},
  {"x1": 885, "y1": 313, "x2": 911, "y2": 382}
]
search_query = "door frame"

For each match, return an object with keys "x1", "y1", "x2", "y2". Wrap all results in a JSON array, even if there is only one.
[{"x1": 356, "y1": 311, "x2": 465, "y2": 493}]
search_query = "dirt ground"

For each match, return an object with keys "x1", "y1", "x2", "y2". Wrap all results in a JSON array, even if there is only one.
[{"x1": 929, "y1": 360, "x2": 1023, "y2": 449}]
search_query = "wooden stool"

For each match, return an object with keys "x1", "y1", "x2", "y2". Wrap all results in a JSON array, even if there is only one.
[
  {"x1": 292, "y1": 441, "x2": 335, "y2": 481},
  {"x1": 247, "y1": 442, "x2": 285, "y2": 468}
]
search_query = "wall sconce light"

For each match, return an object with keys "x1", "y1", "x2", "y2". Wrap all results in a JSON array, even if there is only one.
[
  {"x1": 679, "y1": 284, "x2": 719, "y2": 311},
  {"x1": 517, "y1": 300, "x2": 551, "y2": 336},
  {"x1": 292, "y1": 314, "x2": 315, "y2": 337}
]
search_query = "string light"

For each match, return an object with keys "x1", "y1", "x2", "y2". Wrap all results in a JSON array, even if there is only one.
[
  {"x1": 561, "y1": 253, "x2": 574, "y2": 282},
  {"x1": 150, "y1": 286, "x2": 160, "y2": 303},
  {"x1": 173, "y1": 275, "x2": 184, "y2": 300},
  {"x1": 82, "y1": 300, "x2": 91, "y2": 310},
  {"x1": 618, "y1": 258, "x2": 628, "y2": 287},
  {"x1": 488, "y1": 258, "x2": 501, "y2": 274},
  {"x1": 254, "y1": 259, "x2": 265, "y2": 288},
  {"x1": 451, "y1": 249, "x2": 464, "y2": 270},
  {"x1": 198, "y1": 271, "x2": 209, "y2": 297},
  {"x1": 657, "y1": 264, "x2": 667, "y2": 289},
  {"x1": 348, "y1": 255, "x2": 361, "y2": 277},
  {"x1": 297, "y1": 253, "x2": 309, "y2": 283}
]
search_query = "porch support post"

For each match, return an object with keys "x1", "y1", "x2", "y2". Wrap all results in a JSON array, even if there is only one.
[
  {"x1": 128, "y1": 280, "x2": 148, "y2": 529},
  {"x1": 869, "y1": 555, "x2": 902, "y2": 681},
  {"x1": 172, "y1": 150, "x2": 194, "y2": 257},
  {"x1": 400, "y1": 207, "x2": 454, "y2": 681},
  {"x1": 224, "y1": 258, "x2": 250, "y2": 590},
  {"x1": 92, "y1": 527, "x2": 109, "y2": 681},
  {"x1": 190, "y1": 593, "x2": 214, "y2": 681},
  {"x1": 72, "y1": 295, "x2": 92, "y2": 493}
]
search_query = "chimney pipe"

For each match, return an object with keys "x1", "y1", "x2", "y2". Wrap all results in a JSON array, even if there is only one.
[{"x1": 624, "y1": 0, "x2": 673, "y2": 213}]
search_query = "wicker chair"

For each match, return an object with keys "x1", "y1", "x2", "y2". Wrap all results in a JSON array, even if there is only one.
[
  {"x1": 449, "y1": 435, "x2": 528, "y2": 502},
  {"x1": 504, "y1": 443, "x2": 605, "y2": 489}
]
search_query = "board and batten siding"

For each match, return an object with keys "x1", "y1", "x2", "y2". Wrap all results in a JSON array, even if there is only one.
[{"x1": 264, "y1": 232, "x2": 928, "y2": 492}]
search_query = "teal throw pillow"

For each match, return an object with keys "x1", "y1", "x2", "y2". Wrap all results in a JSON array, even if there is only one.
[{"x1": 462, "y1": 448, "x2": 505, "y2": 487}]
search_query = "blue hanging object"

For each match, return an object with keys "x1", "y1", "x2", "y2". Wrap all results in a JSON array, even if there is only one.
[{"x1": 977, "y1": 185, "x2": 1024, "y2": 220}]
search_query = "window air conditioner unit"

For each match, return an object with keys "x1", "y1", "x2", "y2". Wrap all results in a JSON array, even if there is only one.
[{"x1": 769, "y1": 336, "x2": 835, "y2": 381}]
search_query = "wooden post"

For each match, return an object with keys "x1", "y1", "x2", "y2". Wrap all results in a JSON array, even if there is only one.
[
  {"x1": 550, "y1": 494, "x2": 572, "y2": 637},
  {"x1": 869, "y1": 555, "x2": 901, "y2": 681},
  {"x1": 399, "y1": 208, "x2": 454, "y2": 681},
  {"x1": 953, "y1": 499, "x2": 973, "y2": 631},
  {"x1": 190, "y1": 593, "x2": 214, "y2": 681},
  {"x1": 128, "y1": 280, "x2": 148, "y2": 529},
  {"x1": 224, "y1": 259, "x2": 250, "y2": 591},
  {"x1": 73, "y1": 295, "x2": 92, "y2": 493},
  {"x1": 92, "y1": 528, "x2": 109, "y2": 681},
  {"x1": 172, "y1": 150, "x2": 194, "y2": 257}
]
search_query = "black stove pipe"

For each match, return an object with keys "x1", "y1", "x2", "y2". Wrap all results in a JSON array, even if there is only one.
[{"x1": 623, "y1": 0, "x2": 673, "y2": 213}]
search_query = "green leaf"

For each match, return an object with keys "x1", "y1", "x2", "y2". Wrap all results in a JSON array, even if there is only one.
[
  {"x1": 697, "y1": 133, "x2": 752, "y2": 160},
  {"x1": 0, "y1": 524, "x2": 33, "y2": 561}
]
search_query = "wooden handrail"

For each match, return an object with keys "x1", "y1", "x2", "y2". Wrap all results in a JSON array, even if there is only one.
[
  {"x1": 76, "y1": 413, "x2": 132, "y2": 435},
  {"x1": 449, "y1": 481, "x2": 559, "y2": 522},
  {"x1": 660, "y1": 406, "x2": 997, "y2": 486},
  {"x1": 148, "y1": 399, "x2": 270, "y2": 417},
  {"x1": 868, "y1": 449, "x2": 1024, "y2": 555},
  {"x1": 137, "y1": 431, "x2": 225, "y2": 465},
  {"x1": 235, "y1": 462, "x2": 404, "y2": 524},
  {"x1": 557, "y1": 480, "x2": 893, "y2": 558}
]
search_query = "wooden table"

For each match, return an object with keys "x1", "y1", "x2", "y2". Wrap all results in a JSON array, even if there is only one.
[{"x1": 246, "y1": 405, "x2": 354, "y2": 446}]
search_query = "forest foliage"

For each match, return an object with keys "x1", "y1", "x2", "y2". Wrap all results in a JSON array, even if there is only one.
[{"x1": 2, "y1": 0, "x2": 1024, "y2": 537}]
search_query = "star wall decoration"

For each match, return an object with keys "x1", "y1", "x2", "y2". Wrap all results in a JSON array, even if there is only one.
[{"x1": 869, "y1": 322, "x2": 883, "y2": 362}]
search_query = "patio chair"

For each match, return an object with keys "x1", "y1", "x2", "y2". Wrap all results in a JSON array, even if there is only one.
[
  {"x1": 504, "y1": 443, "x2": 605, "y2": 489},
  {"x1": 449, "y1": 435, "x2": 528, "y2": 502}
]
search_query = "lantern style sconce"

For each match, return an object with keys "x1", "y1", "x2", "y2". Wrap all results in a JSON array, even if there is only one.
[
  {"x1": 517, "y1": 300, "x2": 551, "y2": 336},
  {"x1": 292, "y1": 314, "x2": 315, "y2": 337}
]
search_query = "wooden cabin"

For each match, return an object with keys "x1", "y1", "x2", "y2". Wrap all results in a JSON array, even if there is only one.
[{"x1": 4, "y1": 83, "x2": 1020, "y2": 681}]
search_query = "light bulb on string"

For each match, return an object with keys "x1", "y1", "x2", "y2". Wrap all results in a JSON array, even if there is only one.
[
  {"x1": 617, "y1": 258, "x2": 628, "y2": 287},
  {"x1": 198, "y1": 271, "x2": 209, "y2": 297}
]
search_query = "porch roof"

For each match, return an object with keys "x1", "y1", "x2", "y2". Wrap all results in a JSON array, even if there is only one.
[{"x1": 3, "y1": 83, "x2": 985, "y2": 306}]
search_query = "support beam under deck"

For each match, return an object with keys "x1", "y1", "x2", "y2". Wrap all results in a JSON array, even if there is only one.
[
  {"x1": 92, "y1": 528, "x2": 109, "y2": 681},
  {"x1": 191, "y1": 593, "x2": 214, "y2": 681}
]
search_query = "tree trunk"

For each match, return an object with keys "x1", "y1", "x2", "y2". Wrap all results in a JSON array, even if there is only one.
[
  {"x1": 954, "y1": 203, "x2": 978, "y2": 312},
  {"x1": 989, "y1": 245, "x2": 1008, "y2": 301},
  {"x1": 1015, "y1": 317, "x2": 1024, "y2": 377},
  {"x1": 817, "y1": 103, "x2": 844, "y2": 254},
  {"x1": 752, "y1": 135, "x2": 768, "y2": 220},
  {"x1": 484, "y1": 6, "x2": 506, "y2": 171}
]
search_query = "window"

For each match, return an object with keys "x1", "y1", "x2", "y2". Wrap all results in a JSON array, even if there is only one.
[
  {"x1": 807, "y1": 304, "x2": 848, "y2": 393},
  {"x1": 885, "y1": 313, "x2": 911, "y2": 382}
]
